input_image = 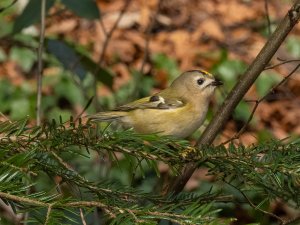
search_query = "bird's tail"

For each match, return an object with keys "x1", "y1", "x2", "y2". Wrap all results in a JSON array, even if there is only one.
[{"x1": 87, "y1": 111, "x2": 126, "y2": 122}]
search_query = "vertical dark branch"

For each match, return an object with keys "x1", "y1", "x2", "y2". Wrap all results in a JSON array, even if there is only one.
[
  {"x1": 36, "y1": 0, "x2": 47, "y2": 126},
  {"x1": 167, "y1": 0, "x2": 300, "y2": 195},
  {"x1": 224, "y1": 181, "x2": 284, "y2": 224},
  {"x1": 221, "y1": 63, "x2": 300, "y2": 145}
]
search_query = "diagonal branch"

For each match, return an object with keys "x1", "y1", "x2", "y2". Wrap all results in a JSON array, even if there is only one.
[
  {"x1": 0, "y1": 0, "x2": 18, "y2": 13},
  {"x1": 221, "y1": 62, "x2": 300, "y2": 145},
  {"x1": 167, "y1": 0, "x2": 300, "y2": 195},
  {"x1": 225, "y1": 181, "x2": 284, "y2": 224},
  {"x1": 265, "y1": 58, "x2": 300, "y2": 70}
]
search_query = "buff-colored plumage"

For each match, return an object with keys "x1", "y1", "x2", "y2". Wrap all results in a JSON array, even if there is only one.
[{"x1": 89, "y1": 70, "x2": 222, "y2": 138}]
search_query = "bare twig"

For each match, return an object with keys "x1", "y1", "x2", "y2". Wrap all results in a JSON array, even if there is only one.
[
  {"x1": 221, "y1": 63, "x2": 300, "y2": 145},
  {"x1": 225, "y1": 181, "x2": 284, "y2": 224},
  {"x1": 139, "y1": 0, "x2": 162, "y2": 75},
  {"x1": 0, "y1": 191, "x2": 48, "y2": 207},
  {"x1": 265, "y1": 58, "x2": 300, "y2": 70},
  {"x1": 0, "y1": 112, "x2": 12, "y2": 123},
  {"x1": 0, "y1": 0, "x2": 18, "y2": 13},
  {"x1": 51, "y1": 151, "x2": 75, "y2": 171},
  {"x1": 79, "y1": 208, "x2": 87, "y2": 225},
  {"x1": 264, "y1": 0, "x2": 272, "y2": 36},
  {"x1": 283, "y1": 215, "x2": 300, "y2": 225},
  {"x1": 99, "y1": 16, "x2": 108, "y2": 36},
  {"x1": 44, "y1": 204, "x2": 53, "y2": 225},
  {"x1": 0, "y1": 191, "x2": 204, "y2": 224},
  {"x1": 74, "y1": 96, "x2": 94, "y2": 122},
  {"x1": 49, "y1": 150, "x2": 140, "y2": 199},
  {"x1": 93, "y1": 0, "x2": 133, "y2": 111},
  {"x1": 167, "y1": 0, "x2": 300, "y2": 195},
  {"x1": 129, "y1": 0, "x2": 162, "y2": 99},
  {"x1": 98, "y1": 3, "x2": 132, "y2": 66},
  {"x1": 36, "y1": 0, "x2": 47, "y2": 126}
]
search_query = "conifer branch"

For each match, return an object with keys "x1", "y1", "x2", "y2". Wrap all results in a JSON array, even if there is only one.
[
  {"x1": 0, "y1": 119, "x2": 299, "y2": 223},
  {"x1": 168, "y1": 0, "x2": 300, "y2": 195}
]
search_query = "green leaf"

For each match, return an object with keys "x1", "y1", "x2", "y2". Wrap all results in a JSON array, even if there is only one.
[
  {"x1": 285, "y1": 36, "x2": 300, "y2": 58},
  {"x1": 0, "y1": 17, "x2": 12, "y2": 37},
  {"x1": 152, "y1": 53, "x2": 180, "y2": 82},
  {"x1": 10, "y1": 98, "x2": 30, "y2": 120},
  {"x1": 0, "y1": 80, "x2": 14, "y2": 112},
  {"x1": 47, "y1": 107, "x2": 72, "y2": 122},
  {"x1": 255, "y1": 71, "x2": 281, "y2": 97},
  {"x1": 61, "y1": 0, "x2": 100, "y2": 19},
  {"x1": 0, "y1": 47, "x2": 7, "y2": 62},
  {"x1": 12, "y1": 0, "x2": 55, "y2": 34},
  {"x1": 9, "y1": 47, "x2": 36, "y2": 72},
  {"x1": 130, "y1": 70, "x2": 155, "y2": 98},
  {"x1": 84, "y1": 58, "x2": 114, "y2": 88},
  {"x1": 234, "y1": 100, "x2": 252, "y2": 122},
  {"x1": 47, "y1": 39, "x2": 113, "y2": 88},
  {"x1": 0, "y1": 1, "x2": 17, "y2": 36},
  {"x1": 47, "y1": 39, "x2": 87, "y2": 80},
  {"x1": 213, "y1": 59, "x2": 247, "y2": 90},
  {"x1": 257, "y1": 130, "x2": 274, "y2": 142},
  {"x1": 54, "y1": 75, "x2": 84, "y2": 105}
]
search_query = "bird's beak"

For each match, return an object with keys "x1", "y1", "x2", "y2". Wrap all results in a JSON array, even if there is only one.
[{"x1": 211, "y1": 79, "x2": 223, "y2": 86}]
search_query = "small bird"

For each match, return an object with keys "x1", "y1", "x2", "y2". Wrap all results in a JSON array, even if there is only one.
[{"x1": 89, "y1": 70, "x2": 222, "y2": 138}]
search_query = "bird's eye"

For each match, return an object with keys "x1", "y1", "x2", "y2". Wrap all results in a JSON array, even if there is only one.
[{"x1": 197, "y1": 78, "x2": 205, "y2": 85}]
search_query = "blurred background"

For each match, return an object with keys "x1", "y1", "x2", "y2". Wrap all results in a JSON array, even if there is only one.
[{"x1": 1, "y1": 0, "x2": 300, "y2": 224}]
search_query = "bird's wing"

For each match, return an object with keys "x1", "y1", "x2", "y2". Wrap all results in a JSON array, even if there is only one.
[{"x1": 114, "y1": 95, "x2": 185, "y2": 111}]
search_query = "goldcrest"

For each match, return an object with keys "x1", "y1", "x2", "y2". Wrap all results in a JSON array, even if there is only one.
[{"x1": 89, "y1": 70, "x2": 222, "y2": 138}]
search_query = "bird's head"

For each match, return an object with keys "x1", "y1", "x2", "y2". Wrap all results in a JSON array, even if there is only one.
[{"x1": 170, "y1": 70, "x2": 222, "y2": 99}]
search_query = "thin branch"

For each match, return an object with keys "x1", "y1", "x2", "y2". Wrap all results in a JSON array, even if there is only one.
[
  {"x1": 227, "y1": 19, "x2": 279, "y2": 31},
  {"x1": 0, "y1": 0, "x2": 18, "y2": 13},
  {"x1": 97, "y1": 1, "x2": 132, "y2": 65},
  {"x1": 225, "y1": 181, "x2": 284, "y2": 224},
  {"x1": 49, "y1": 150, "x2": 140, "y2": 200},
  {"x1": 93, "y1": 0, "x2": 133, "y2": 111},
  {"x1": 99, "y1": 16, "x2": 108, "y2": 36},
  {"x1": 79, "y1": 208, "x2": 87, "y2": 225},
  {"x1": 44, "y1": 204, "x2": 53, "y2": 225},
  {"x1": 0, "y1": 191, "x2": 204, "y2": 224},
  {"x1": 129, "y1": 0, "x2": 162, "y2": 99},
  {"x1": 264, "y1": 0, "x2": 272, "y2": 36},
  {"x1": 139, "y1": 0, "x2": 162, "y2": 75},
  {"x1": 0, "y1": 191, "x2": 48, "y2": 207},
  {"x1": 0, "y1": 161, "x2": 37, "y2": 176},
  {"x1": 0, "y1": 112, "x2": 12, "y2": 123},
  {"x1": 221, "y1": 63, "x2": 300, "y2": 145},
  {"x1": 74, "y1": 96, "x2": 94, "y2": 122},
  {"x1": 167, "y1": 0, "x2": 300, "y2": 195},
  {"x1": 50, "y1": 151, "x2": 75, "y2": 172},
  {"x1": 67, "y1": 201, "x2": 201, "y2": 224},
  {"x1": 36, "y1": 0, "x2": 47, "y2": 126},
  {"x1": 283, "y1": 215, "x2": 300, "y2": 225},
  {"x1": 265, "y1": 58, "x2": 300, "y2": 70}
]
